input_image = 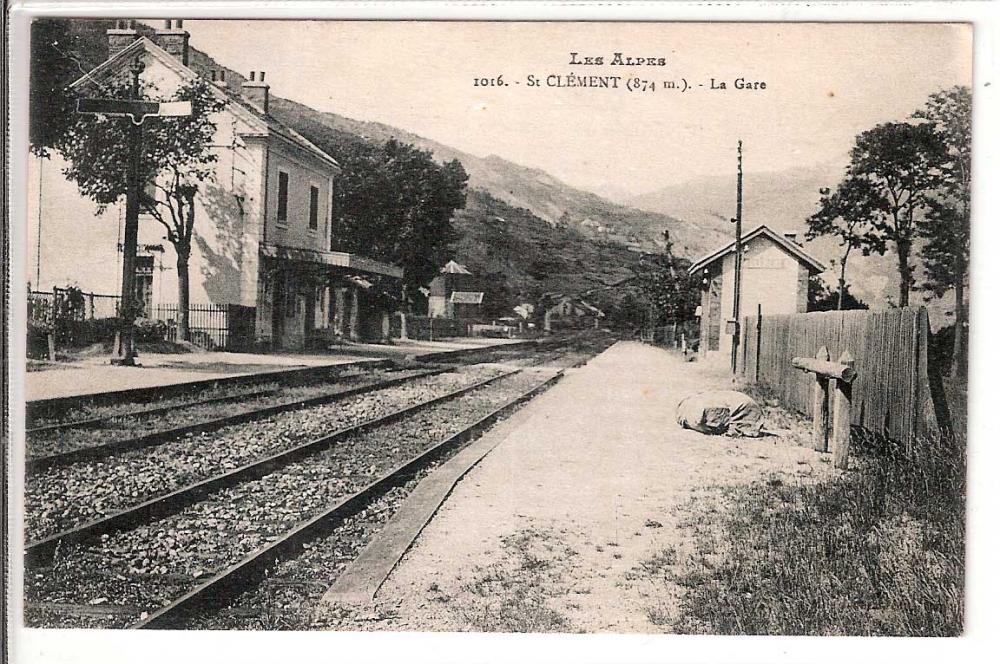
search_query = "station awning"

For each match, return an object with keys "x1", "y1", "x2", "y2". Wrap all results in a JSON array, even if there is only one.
[{"x1": 261, "y1": 244, "x2": 403, "y2": 279}]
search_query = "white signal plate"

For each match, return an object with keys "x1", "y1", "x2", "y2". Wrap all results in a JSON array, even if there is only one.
[{"x1": 157, "y1": 101, "x2": 193, "y2": 117}]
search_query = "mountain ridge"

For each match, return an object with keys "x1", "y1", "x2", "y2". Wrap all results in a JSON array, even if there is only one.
[{"x1": 267, "y1": 96, "x2": 729, "y2": 259}]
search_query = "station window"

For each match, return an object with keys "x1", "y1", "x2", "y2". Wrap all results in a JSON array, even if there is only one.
[
  {"x1": 309, "y1": 185, "x2": 319, "y2": 230},
  {"x1": 277, "y1": 171, "x2": 289, "y2": 224}
]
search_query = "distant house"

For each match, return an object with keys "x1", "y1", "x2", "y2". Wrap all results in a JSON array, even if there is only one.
[
  {"x1": 63, "y1": 20, "x2": 402, "y2": 350},
  {"x1": 544, "y1": 295, "x2": 605, "y2": 331},
  {"x1": 688, "y1": 225, "x2": 825, "y2": 362},
  {"x1": 428, "y1": 261, "x2": 484, "y2": 319}
]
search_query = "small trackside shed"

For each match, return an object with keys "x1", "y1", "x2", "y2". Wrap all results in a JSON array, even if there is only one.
[{"x1": 688, "y1": 225, "x2": 825, "y2": 363}]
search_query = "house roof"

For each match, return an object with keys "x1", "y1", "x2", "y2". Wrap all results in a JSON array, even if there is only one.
[
  {"x1": 440, "y1": 260, "x2": 472, "y2": 275},
  {"x1": 70, "y1": 37, "x2": 340, "y2": 172},
  {"x1": 687, "y1": 225, "x2": 826, "y2": 275},
  {"x1": 554, "y1": 296, "x2": 605, "y2": 317}
]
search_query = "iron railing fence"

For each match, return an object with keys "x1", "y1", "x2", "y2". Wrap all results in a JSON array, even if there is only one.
[{"x1": 28, "y1": 288, "x2": 122, "y2": 328}]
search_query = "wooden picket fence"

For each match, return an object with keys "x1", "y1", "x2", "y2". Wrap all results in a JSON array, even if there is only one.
[{"x1": 740, "y1": 306, "x2": 946, "y2": 444}]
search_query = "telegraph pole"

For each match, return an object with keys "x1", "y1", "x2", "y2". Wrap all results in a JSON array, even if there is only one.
[
  {"x1": 116, "y1": 56, "x2": 145, "y2": 365},
  {"x1": 76, "y1": 55, "x2": 190, "y2": 365},
  {"x1": 36, "y1": 157, "x2": 44, "y2": 287},
  {"x1": 730, "y1": 140, "x2": 744, "y2": 374}
]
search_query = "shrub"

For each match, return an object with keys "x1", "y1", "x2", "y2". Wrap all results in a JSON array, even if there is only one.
[
  {"x1": 133, "y1": 317, "x2": 167, "y2": 343},
  {"x1": 26, "y1": 317, "x2": 167, "y2": 357},
  {"x1": 674, "y1": 429, "x2": 965, "y2": 636}
]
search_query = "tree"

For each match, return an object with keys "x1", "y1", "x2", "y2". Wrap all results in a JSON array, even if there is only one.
[
  {"x1": 329, "y1": 138, "x2": 468, "y2": 298},
  {"x1": 808, "y1": 275, "x2": 867, "y2": 312},
  {"x1": 806, "y1": 177, "x2": 881, "y2": 310},
  {"x1": 29, "y1": 18, "x2": 111, "y2": 156},
  {"x1": 627, "y1": 233, "x2": 700, "y2": 330},
  {"x1": 56, "y1": 75, "x2": 226, "y2": 341},
  {"x1": 913, "y1": 86, "x2": 971, "y2": 379},
  {"x1": 843, "y1": 122, "x2": 948, "y2": 307}
]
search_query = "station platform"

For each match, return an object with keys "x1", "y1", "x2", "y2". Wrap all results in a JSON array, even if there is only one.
[
  {"x1": 23, "y1": 337, "x2": 527, "y2": 403},
  {"x1": 332, "y1": 341, "x2": 831, "y2": 632}
]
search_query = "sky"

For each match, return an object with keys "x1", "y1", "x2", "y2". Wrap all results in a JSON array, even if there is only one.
[{"x1": 179, "y1": 20, "x2": 972, "y2": 195}]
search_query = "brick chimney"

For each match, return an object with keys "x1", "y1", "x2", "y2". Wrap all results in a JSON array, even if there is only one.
[
  {"x1": 155, "y1": 19, "x2": 189, "y2": 66},
  {"x1": 783, "y1": 231, "x2": 799, "y2": 245},
  {"x1": 107, "y1": 19, "x2": 139, "y2": 58},
  {"x1": 242, "y1": 71, "x2": 270, "y2": 115}
]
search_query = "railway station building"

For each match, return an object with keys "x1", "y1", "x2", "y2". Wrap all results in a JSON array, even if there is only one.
[
  {"x1": 688, "y1": 225, "x2": 825, "y2": 363},
  {"x1": 57, "y1": 20, "x2": 402, "y2": 350}
]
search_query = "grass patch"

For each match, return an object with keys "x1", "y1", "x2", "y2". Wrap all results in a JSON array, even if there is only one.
[
  {"x1": 457, "y1": 528, "x2": 574, "y2": 632},
  {"x1": 672, "y1": 431, "x2": 965, "y2": 636}
]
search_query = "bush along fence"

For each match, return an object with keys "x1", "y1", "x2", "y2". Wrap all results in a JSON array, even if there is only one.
[
  {"x1": 28, "y1": 287, "x2": 122, "y2": 327},
  {"x1": 740, "y1": 306, "x2": 950, "y2": 449},
  {"x1": 27, "y1": 289, "x2": 256, "y2": 355}
]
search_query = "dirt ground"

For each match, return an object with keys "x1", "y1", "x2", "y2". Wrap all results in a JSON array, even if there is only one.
[{"x1": 323, "y1": 341, "x2": 836, "y2": 633}]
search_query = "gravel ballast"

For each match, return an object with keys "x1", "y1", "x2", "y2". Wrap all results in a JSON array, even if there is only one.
[
  {"x1": 24, "y1": 366, "x2": 504, "y2": 542},
  {"x1": 25, "y1": 368, "x2": 559, "y2": 629}
]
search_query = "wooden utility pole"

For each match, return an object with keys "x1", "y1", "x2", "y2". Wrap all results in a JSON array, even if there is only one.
[
  {"x1": 117, "y1": 57, "x2": 145, "y2": 365},
  {"x1": 76, "y1": 56, "x2": 191, "y2": 365},
  {"x1": 730, "y1": 140, "x2": 744, "y2": 374}
]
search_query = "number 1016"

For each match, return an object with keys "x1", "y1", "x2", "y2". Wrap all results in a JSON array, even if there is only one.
[{"x1": 473, "y1": 75, "x2": 507, "y2": 87}]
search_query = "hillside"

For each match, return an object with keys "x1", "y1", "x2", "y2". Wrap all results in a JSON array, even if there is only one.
[
  {"x1": 453, "y1": 189, "x2": 644, "y2": 300},
  {"x1": 266, "y1": 97, "x2": 727, "y2": 259}
]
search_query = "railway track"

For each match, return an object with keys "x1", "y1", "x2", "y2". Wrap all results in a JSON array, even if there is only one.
[
  {"x1": 24, "y1": 368, "x2": 562, "y2": 628},
  {"x1": 23, "y1": 336, "x2": 613, "y2": 629},
  {"x1": 24, "y1": 366, "x2": 511, "y2": 546},
  {"x1": 133, "y1": 370, "x2": 564, "y2": 629},
  {"x1": 25, "y1": 343, "x2": 579, "y2": 544},
  {"x1": 25, "y1": 366, "x2": 449, "y2": 471},
  {"x1": 25, "y1": 358, "x2": 395, "y2": 425}
]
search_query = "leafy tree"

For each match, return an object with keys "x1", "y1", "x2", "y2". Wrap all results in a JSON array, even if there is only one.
[
  {"x1": 842, "y1": 122, "x2": 948, "y2": 307},
  {"x1": 56, "y1": 74, "x2": 226, "y2": 340},
  {"x1": 329, "y1": 138, "x2": 468, "y2": 298},
  {"x1": 478, "y1": 270, "x2": 515, "y2": 319},
  {"x1": 806, "y1": 177, "x2": 881, "y2": 310},
  {"x1": 913, "y1": 86, "x2": 971, "y2": 379},
  {"x1": 630, "y1": 231, "x2": 699, "y2": 327},
  {"x1": 29, "y1": 18, "x2": 111, "y2": 155},
  {"x1": 808, "y1": 275, "x2": 868, "y2": 312}
]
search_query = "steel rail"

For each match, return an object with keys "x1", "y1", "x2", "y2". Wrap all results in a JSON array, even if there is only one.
[
  {"x1": 131, "y1": 369, "x2": 565, "y2": 629},
  {"x1": 24, "y1": 368, "x2": 523, "y2": 567},
  {"x1": 27, "y1": 385, "x2": 286, "y2": 435},
  {"x1": 26, "y1": 367, "x2": 450, "y2": 473},
  {"x1": 26, "y1": 358, "x2": 395, "y2": 424}
]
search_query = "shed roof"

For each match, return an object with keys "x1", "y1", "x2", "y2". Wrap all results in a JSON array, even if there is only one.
[{"x1": 687, "y1": 225, "x2": 826, "y2": 275}]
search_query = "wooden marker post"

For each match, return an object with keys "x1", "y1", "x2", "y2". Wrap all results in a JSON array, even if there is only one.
[
  {"x1": 792, "y1": 347, "x2": 858, "y2": 469},
  {"x1": 831, "y1": 350, "x2": 855, "y2": 470},
  {"x1": 811, "y1": 346, "x2": 830, "y2": 452}
]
